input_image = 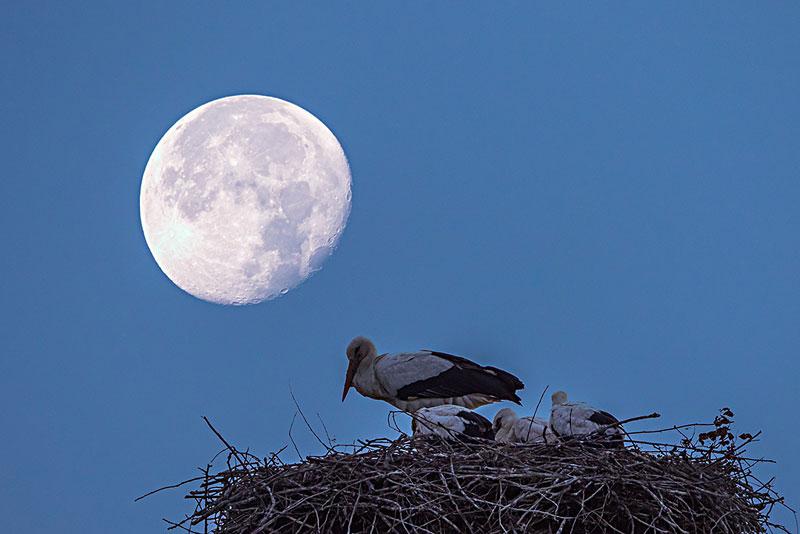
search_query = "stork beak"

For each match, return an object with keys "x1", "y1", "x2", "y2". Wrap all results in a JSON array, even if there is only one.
[{"x1": 341, "y1": 361, "x2": 357, "y2": 401}]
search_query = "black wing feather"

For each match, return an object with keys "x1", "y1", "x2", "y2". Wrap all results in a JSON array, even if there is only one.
[
  {"x1": 428, "y1": 351, "x2": 525, "y2": 390},
  {"x1": 397, "y1": 350, "x2": 524, "y2": 404},
  {"x1": 588, "y1": 410, "x2": 625, "y2": 448},
  {"x1": 588, "y1": 410, "x2": 619, "y2": 426},
  {"x1": 457, "y1": 410, "x2": 494, "y2": 439}
]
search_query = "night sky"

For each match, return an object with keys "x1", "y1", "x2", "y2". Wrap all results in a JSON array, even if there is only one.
[{"x1": 2, "y1": 3, "x2": 798, "y2": 531}]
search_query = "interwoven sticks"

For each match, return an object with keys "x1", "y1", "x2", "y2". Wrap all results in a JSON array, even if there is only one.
[{"x1": 146, "y1": 410, "x2": 791, "y2": 533}]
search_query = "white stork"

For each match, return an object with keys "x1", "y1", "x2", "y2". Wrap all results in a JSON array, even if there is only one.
[
  {"x1": 412, "y1": 404, "x2": 494, "y2": 440},
  {"x1": 492, "y1": 408, "x2": 554, "y2": 444},
  {"x1": 341, "y1": 336, "x2": 524, "y2": 411},
  {"x1": 549, "y1": 391, "x2": 624, "y2": 446}
]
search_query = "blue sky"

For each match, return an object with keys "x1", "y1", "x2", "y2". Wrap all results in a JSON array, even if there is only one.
[{"x1": 2, "y1": 3, "x2": 798, "y2": 532}]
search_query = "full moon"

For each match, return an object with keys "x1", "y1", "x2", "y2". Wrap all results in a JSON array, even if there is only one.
[{"x1": 140, "y1": 95, "x2": 351, "y2": 305}]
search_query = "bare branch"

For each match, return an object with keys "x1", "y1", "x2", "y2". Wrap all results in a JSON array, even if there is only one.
[{"x1": 139, "y1": 408, "x2": 790, "y2": 533}]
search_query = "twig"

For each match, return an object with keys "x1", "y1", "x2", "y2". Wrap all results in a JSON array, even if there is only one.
[{"x1": 142, "y1": 409, "x2": 790, "y2": 534}]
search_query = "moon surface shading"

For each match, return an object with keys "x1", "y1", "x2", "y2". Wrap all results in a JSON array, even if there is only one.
[{"x1": 140, "y1": 95, "x2": 351, "y2": 305}]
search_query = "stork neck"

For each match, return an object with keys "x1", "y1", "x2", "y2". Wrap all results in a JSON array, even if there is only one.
[
  {"x1": 357, "y1": 351, "x2": 380, "y2": 373},
  {"x1": 353, "y1": 352, "x2": 385, "y2": 397}
]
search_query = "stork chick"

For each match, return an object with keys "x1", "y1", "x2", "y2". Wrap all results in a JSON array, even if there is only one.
[
  {"x1": 549, "y1": 391, "x2": 624, "y2": 447},
  {"x1": 412, "y1": 404, "x2": 494, "y2": 440},
  {"x1": 493, "y1": 408, "x2": 554, "y2": 444}
]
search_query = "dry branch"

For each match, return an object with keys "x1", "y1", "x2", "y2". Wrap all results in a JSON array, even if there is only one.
[{"x1": 143, "y1": 409, "x2": 792, "y2": 533}]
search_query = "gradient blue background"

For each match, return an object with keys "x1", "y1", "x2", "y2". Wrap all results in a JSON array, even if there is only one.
[{"x1": 2, "y1": 3, "x2": 798, "y2": 532}]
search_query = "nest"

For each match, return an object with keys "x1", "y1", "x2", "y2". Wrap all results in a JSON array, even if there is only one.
[{"x1": 147, "y1": 409, "x2": 791, "y2": 533}]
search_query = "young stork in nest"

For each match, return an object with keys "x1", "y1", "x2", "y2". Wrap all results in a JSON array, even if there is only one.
[
  {"x1": 412, "y1": 405, "x2": 494, "y2": 440},
  {"x1": 549, "y1": 390, "x2": 624, "y2": 447},
  {"x1": 493, "y1": 408, "x2": 554, "y2": 444},
  {"x1": 341, "y1": 336, "x2": 524, "y2": 411}
]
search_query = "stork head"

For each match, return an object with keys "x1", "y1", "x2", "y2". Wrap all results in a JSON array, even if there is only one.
[
  {"x1": 342, "y1": 336, "x2": 377, "y2": 401},
  {"x1": 551, "y1": 390, "x2": 568, "y2": 406},
  {"x1": 492, "y1": 407, "x2": 518, "y2": 432}
]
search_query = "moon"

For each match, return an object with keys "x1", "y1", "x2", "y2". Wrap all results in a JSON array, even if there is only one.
[{"x1": 140, "y1": 95, "x2": 351, "y2": 305}]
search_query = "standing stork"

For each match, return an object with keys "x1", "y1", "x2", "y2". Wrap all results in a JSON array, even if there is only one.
[
  {"x1": 549, "y1": 391, "x2": 624, "y2": 446},
  {"x1": 492, "y1": 408, "x2": 554, "y2": 444},
  {"x1": 341, "y1": 336, "x2": 524, "y2": 411},
  {"x1": 412, "y1": 405, "x2": 494, "y2": 440}
]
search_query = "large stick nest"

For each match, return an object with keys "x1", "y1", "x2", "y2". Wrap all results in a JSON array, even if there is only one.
[{"x1": 151, "y1": 409, "x2": 791, "y2": 533}]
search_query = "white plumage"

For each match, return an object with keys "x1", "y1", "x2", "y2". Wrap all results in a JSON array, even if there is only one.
[
  {"x1": 341, "y1": 337, "x2": 524, "y2": 412},
  {"x1": 492, "y1": 408, "x2": 554, "y2": 444},
  {"x1": 412, "y1": 405, "x2": 494, "y2": 440},
  {"x1": 549, "y1": 391, "x2": 624, "y2": 446}
]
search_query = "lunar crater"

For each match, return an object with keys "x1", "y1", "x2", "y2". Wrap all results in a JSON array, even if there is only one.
[{"x1": 140, "y1": 95, "x2": 351, "y2": 305}]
